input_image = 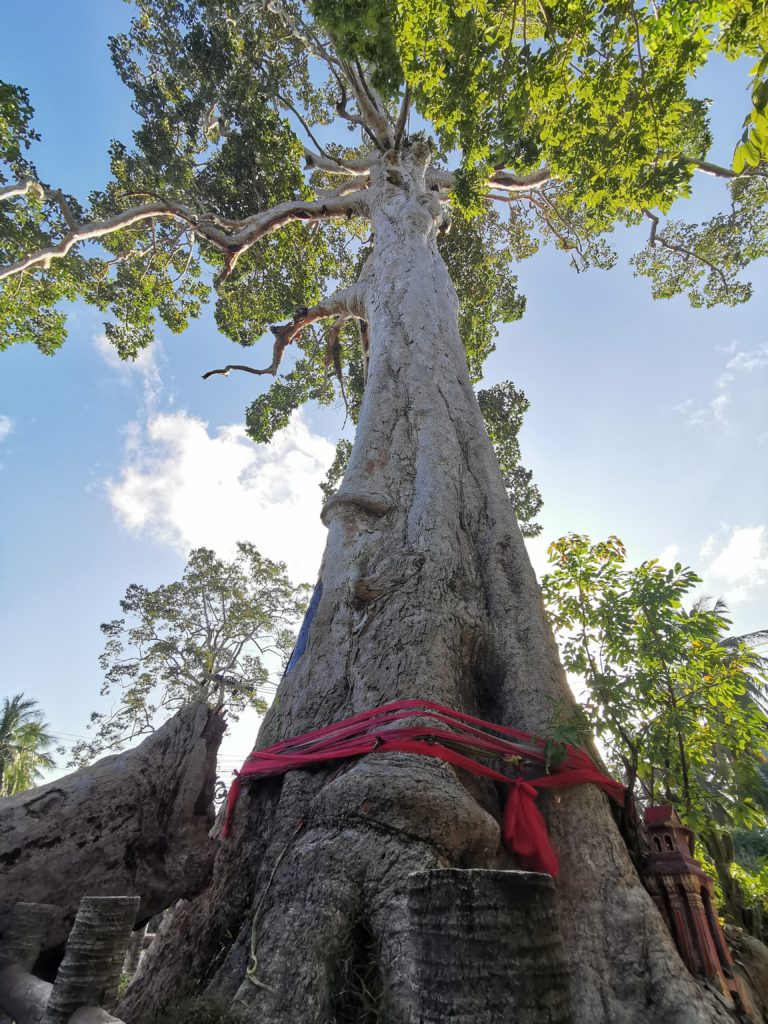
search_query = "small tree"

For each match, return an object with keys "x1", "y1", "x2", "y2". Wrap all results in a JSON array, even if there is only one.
[
  {"x1": 72, "y1": 544, "x2": 308, "y2": 764},
  {"x1": 541, "y1": 534, "x2": 768, "y2": 833},
  {"x1": 0, "y1": 693, "x2": 55, "y2": 796}
]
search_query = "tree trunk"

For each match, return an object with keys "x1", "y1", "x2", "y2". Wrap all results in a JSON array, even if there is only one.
[
  {"x1": 0, "y1": 705, "x2": 224, "y2": 963},
  {"x1": 119, "y1": 146, "x2": 734, "y2": 1024}
]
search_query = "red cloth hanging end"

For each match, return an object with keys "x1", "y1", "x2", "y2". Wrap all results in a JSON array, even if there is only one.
[{"x1": 503, "y1": 779, "x2": 560, "y2": 876}]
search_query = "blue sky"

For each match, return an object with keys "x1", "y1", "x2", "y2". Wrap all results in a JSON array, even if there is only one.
[{"x1": 1, "y1": 1, "x2": 767, "y2": 779}]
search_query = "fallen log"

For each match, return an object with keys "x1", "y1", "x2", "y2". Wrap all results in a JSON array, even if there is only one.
[
  {"x1": 0, "y1": 705, "x2": 225, "y2": 958},
  {"x1": 0, "y1": 967, "x2": 126, "y2": 1024}
]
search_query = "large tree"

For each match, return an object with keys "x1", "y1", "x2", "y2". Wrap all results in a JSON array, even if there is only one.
[{"x1": 2, "y1": 2, "x2": 767, "y2": 1021}]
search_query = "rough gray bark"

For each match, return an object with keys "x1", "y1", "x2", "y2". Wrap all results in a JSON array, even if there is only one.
[
  {"x1": 119, "y1": 146, "x2": 735, "y2": 1024},
  {"x1": 0, "y1": 903, "x2": 57, "y2": 971},
  {"x1": 42, "y1": 897, "x2": 138, "y2": 1024},
  {"x1": 0, "y1": 903, "x2": 55, "y2": 1024},
  {"x1": 725, "y1": 926, "x2": 768, "y2": 1021},
  {"x1": 0, "y1": 705, "x2": 224, "y2": 957},
  {"x1": 407, "y1": 869, "x2": 571, "y2": 1023}
]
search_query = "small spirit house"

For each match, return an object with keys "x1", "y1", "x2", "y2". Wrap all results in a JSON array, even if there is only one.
[{"x1": 642, "y1": 805, "x2": 752, "y2": 1015}]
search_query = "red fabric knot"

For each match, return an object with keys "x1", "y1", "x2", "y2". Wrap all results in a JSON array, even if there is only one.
[{"x1": 220, "y1": 698, "x2": 625, "y2": 875}]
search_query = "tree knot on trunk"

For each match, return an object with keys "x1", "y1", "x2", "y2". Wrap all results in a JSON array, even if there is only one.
[{"x1": 320, "y1": 489, "x2": 394, "y2": 527}]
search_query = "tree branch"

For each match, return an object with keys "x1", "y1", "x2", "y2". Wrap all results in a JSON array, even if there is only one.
[
  {"x1": 339, "y1": 58, "x2": 395, "y2": 149},
  {"x1": 0, "y1": 177, "x2": 45, "y2": 203},
  {"x1": 430, "y1": 166, "x2": 552, "y2": 193},
  {"x1": 45, "y1": 189, "x2": 80, "y2": 231},
  {"x1": 394, "y1": 85, "x2": 411, "y2": 150},
  {"x1": 0, "y1": 200, "x2": 222, "y2": 281},
  {"x1": 202, "y1": 283, "x2": 367, "y2": 380},
  {"x1": 0, "y1": 190, "x2": 370, "y2": 283},
  {"x1": 687, "y1": 158, "x2": 767, "y2": 180},
  {"x1": 214, "y1": 190, "x2": 370, "y2": 283},
  {"x1": 643, "y1": 208, "x2": 731, "y2": 292},
  {"x1": 276, "y1": 92, "x2": 338, "y2": 166},
  {"x1": 334, "y1": 80, "x2": 381, "y2": 149},
  {"x1": 303, "y1": 148, "x2": 372, "y2": 176},
  {"x1": 317, "y1": 177, "x2": 370, "y2": 200}
]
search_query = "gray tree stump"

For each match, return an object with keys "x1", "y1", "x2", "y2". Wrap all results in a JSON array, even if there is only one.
[
  {"x1": 406, "y1": 868, "x2": 573, "y2": 1024},
  {"x1": 42, "y1": 897, "x2": 138, "y2": 1024}
]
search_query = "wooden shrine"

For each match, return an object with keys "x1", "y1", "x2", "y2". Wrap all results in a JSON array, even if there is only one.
[{"x1": 642, "y1": 805, "x2": 754, "y2": 1017}]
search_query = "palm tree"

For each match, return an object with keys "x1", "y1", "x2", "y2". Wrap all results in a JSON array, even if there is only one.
[
  {"x1": 688, "y1": 599, "x2": 768, "y2": 938},
  {"x1": 691, "y1": 596, "x2": 768, "y2": 707},
  {"x1": 0, "y1": 693, "x2": 55, "y2": 796}
]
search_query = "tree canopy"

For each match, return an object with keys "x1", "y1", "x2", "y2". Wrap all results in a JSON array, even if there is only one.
[
  {"x1": 0, "y1": 0, "x2": 766, "y2": 487},
  {"x1": 71, "y1": 543, "x2": 308, "y2": 765}
]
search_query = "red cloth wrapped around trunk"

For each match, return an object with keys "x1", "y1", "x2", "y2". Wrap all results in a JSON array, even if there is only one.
[{"x1": 222, "y1": 698, "x2": 625, "y2": 876}]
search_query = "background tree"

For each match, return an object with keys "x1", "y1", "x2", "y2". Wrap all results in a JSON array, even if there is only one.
[
  {"x1": 0, "y1": 693, "x2": 55, "y2": 796},
  {"x1": 542, "y1": 534, "x2": 768, "y2": 935},
  {"x1": 71, "y1": 544, "x2": 308, "y2": 765},
  {"x1": 2, "y1": 2, "x2": 768, "y2": 1021}
]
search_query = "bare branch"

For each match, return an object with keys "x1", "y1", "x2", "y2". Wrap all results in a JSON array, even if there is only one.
[
  {"x1": 687, "y1": 158, "x2": 767, "y2": 180},
  {"x1": 491, "y1": 167, "x2": 552, "y2": 190},
  {"x1": 317, "y1": 177, "x2": 371, "y2": 200},
  {"x1": 0, "y1": 201, "x2": 222, "y2": 281},
  {"x1": 0, "y1": 177, "x2": 45, "y2": 203},
  {"x1": 303, "y1": 148, "x2": 372, "y2": 176},
  {"x1": 45, "y1": 189, "x2": 80, "y2": 231},
  {"x1": 430, "y1": 166, "x2": 552, "y2": 193},
  {"x1": 202, "y1": 283, "x2": 367, "y2": 380},
  {"x1": 335, "y1": 80, "x2": 382, "y2": 149},
  {"x1": 394, "y1": 85, "x2": 411, "y2": 150},
  {"x1": 276, "y1": 92, "x2": 338, "y2": 166},
  {"x1": 322, "y1": 314, "x2": 350, "y2": 391},
  {"x1": 339, "y1": 58, "x2": 395, "y2": 149},
  {"x1": 214, "y1": 190, "x2": 370, "y2": 284},
  {"x1": 0, "y1": 190, "x2": 370, "y2": 283},
  {"x1": 0, "y1": 180, "x2": 83, "y2": 236}
]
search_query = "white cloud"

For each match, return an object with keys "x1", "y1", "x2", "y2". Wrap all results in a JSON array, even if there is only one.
[
  {"x1": 0, "y1": 415, "x2": 12, "y2": 443},
  {"x1": 107, "y1": 409, "x2": 335, "y2": 582},
  {"x1": 703, "y1": 525, "x2": 768, "y2": 604},
  {"x1": 699, "y1": 534, "x2": 716, "y2": 560},
  {"x1": 725, "y1": 346, "x2": 768, "y2": 376},
  {"x1": 710, "y1": 391, "x2": 729, "y2": 424},
  {"x1": 710, "y1": 343, "x2": 768, "y2": 426},
  {"x1": 93, "y1": 333, "x2": 163, "y2": 410},
  {"x1": 657, "y1": 543, "x2": 680, "y2": 567},
  {"x1": 676, "y1": 342, "x2": 768, "y2": 430},
  {"x1": 673, "y1": 398, "x2": 706, "y2": 430}
]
